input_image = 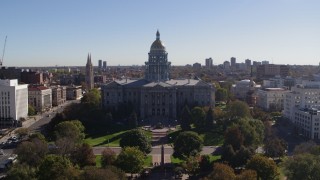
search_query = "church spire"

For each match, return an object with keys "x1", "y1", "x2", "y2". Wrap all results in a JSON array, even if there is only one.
[
  {"x1": 87, "y1": 53, "x2": 92, "y2": 65},
  {"x1": 156, "y1": 30, "x2": 160, "y2": 40}
]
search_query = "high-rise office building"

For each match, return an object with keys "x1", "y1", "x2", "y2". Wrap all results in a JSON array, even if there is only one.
[
  {"x1": 245, "y1": 59, "x2": 251, "y2": 68},
  {"x1": 205, "y1": 58, "x2": 213, "y2": 68},
  {"x1": 103, "y1": 61, "x2": 107, "y2": 69},
  {"x1": 98, "y1": 60, "x2": 102, "y2": 69},
  {"x1": 230, "y1": 57, "x2": 236, "y2": 70}
]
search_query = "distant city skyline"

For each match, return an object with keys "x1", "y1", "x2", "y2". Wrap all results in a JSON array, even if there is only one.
[{"x1": 1, "y1": 0, "x2": 320, "y2": 67}]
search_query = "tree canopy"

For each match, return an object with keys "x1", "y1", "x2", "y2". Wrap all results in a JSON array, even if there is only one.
[
  {"x1": 28, "y1": 104, "x2": 37, "y2": 116},
  {"x1": 227, "y1": 100, "x2": 251, "y2": 119},
  {"x1": 101, "y1": 148, "x2": 117, "y2": 167},
  {"x1": 180, "y1": 105, "x2": 192, "y2": 130},
  {"x1": 119, "y1": 129, "x2": 151, "y2": 154},
  {"x1": 54, "y1": 120, "x2": 85, "y2": 143},
  {"x1": 246, "y1": 155, "x2": 279, "y2": 180},
  {"x1": 264, "y1": 137, "x2": 287, "y2": 158},
  {"x1": 282, "y1": 153, "x2": 320, "y2": 180},
  {"x1": 81, "y1": 88, "x2": 101, "y2": 109},
  {"x1": 215, "y1": 88, "x2": 229, "y2": 102},
  {"x1": 70, "y1": 143, "x2": 96, "y2": 168},
  {"x1": 207, "y1": 163, "x2": 236, "y2": 180},
  {"x1": 37, "y1": 155, "x2": 80, "y2": 180},
  {"x1": 14, "y1": 136, "x2": 48, "y2": 167},
  {"x1": 191, "y1": 107, "x2": 206, "y2": 128},
  {"x1": 116, "y1": 147, "x2": 145, "y2": 174},
  {"x1": 173, "y1": 131, "x2": 203, "y2": 159}
]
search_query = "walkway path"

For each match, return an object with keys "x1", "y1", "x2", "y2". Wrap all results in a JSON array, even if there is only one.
[{"x1": 150, "y1": 128, "x2": 171, "y2": 166}]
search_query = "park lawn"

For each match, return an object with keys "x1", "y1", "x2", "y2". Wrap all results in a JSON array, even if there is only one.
[
  {"x1": 171, "y1": 156, "x2": 184, "y2": 165},
  {"x1": 209, "y1": 155, "x2": 221, "y2": 162},
  {"x1": 199, "y1": 131, "x2": 224, "y2": 146},
  {"x1": 85, "y1": 131, "x2": 127, "y2": 147},
  {"x1": 144, "y1": 155, "x2": 152, "y2": 167},
  {"x1": 85, "y1": 129, "x2": 152, "y2": 147},
  {"x1": 95, "y1": 155, "x2": 102, "y2": 168}
]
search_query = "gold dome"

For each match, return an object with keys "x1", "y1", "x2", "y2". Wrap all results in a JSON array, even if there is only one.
[{"x1": 150, "y1": 30, "x2": 166, "y2": 51}]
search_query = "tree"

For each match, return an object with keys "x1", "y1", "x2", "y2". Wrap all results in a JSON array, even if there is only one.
[
  {"x1": 14, "y1": 137, "x2": 48, "y2": 167},
  {"x1": 224, "y1": 126, "x2": 244, "y2": 151},
  {"x1": 205, "y1": 107, "x2": 214, "y2": 128},
  {"x1": 54, "y1": 120, "x2": 85, "y2": 155},
  {"x1": 128, "y1": 111, "x2": 138, "y2": 128},
  {"x1": 207, "y1": 163, "x2": 236, "y2": 180},
  {"x1": 15, "y1": 128, "x2": 29, "y2": 138},
  {"x1": 82, "y1": 166, "x2": 126, "y2": 180},
  {"x1": 37, "y1": 155, "x2": 80, "y2": 180},
  {"x1": 180, "y1": 105, "x2": 192, "y2": 130},
  {"x1": 119, "y1": 129, "x2": 151, "y2": 154},
  {"x1": 264, "y1": 137, "x2": 287, "y2": 158},
  {"x1": 282, "y1": 153, "x2": 320, "y2": 180},
  {"x1": 233, "y1": 118, "x2": 265, "y2": 148},
  {"x1": 70, "y1": 143, "x2": 96, "y2": 167},
  {"x1": 199, "y1": 155, "x2": 212, "y2": 172},
  {"x1": 236, "y1": 170, "x2": 257, "y2": 180},
  {"x1": 6, "y1": 163, "x2": 37, "y2": 180},
  {"x1": 216, "y1": 88, "x2": 228, "y2": 102},
  {"x1": 191, "y1": 107, "x2": 206, "y2": 128},
  {"x1": 101, "y1": 148, "x2": 117, "y2": 167},
  {"x1": 54, "y1": 120, "x2": 85, "y2": 143},
  {"x1": 293, "y1": 141, "x2": 320, "y2": 155},
  {"x1": 116, "y1": 147, "x2": 145, "y2": 174},
  {"x1": 227, "y1": 100, "x2": 251, "y2": 119},
  {"x1": 28, "y1": 104, "x2": 36, "y2": 116},
  {"x1": 213, "y1": 107, "x2": 226, "y2": 122},
  {"x1": 173, "y1": 131, "x2": 203, "y2": 159},
  {"x1": 246, "y1": 155, "x2": 279, "y2": 180},
  {"x1": 182, "y1": 155, "x2": 200, "y2": 177},
  {"x1": 81, "y1": 88, "x2": 101, "y2": 109}
]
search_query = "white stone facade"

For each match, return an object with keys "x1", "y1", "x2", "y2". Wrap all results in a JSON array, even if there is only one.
[
  {"x1": 283, "y1": 81, "x2": 320, "y2": 139},
  {"x1": 28, "y1": 86, "x2": 52, "y2": 113},
  {"x1": 0, "y1": 79, "x2": 28, "y2": 127},
  {"x1": 257, "y1": 88, "x2": 288, "y2": 111}
]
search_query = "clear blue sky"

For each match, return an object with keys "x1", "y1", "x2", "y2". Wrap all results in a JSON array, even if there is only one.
[{"x1": 1, "y1": 0, "x2": 320, "y2": 67}]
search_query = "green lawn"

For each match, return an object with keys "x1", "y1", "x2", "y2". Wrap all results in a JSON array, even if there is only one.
[
  {"x1": 209, "y1": 155, "x2": 221, "y2": 162},
  {"x1": 144, "y1": 155, "x2": 152, "y2": 167},
  {"x1": 95, "y1": 155, "x2": 102, "y2": 168},
  {"x1": 199, "y1": 131, "x2": 224, "y2": 146},
  {"x1": 171, "y1": 156, "x2": 184, "y2": 165},
  {"x1": 85, "y1": 128, "x2": 152, "y2": 147},
  {"x1": 85, "y1": 131, "x2": 127, "y2": 147}
]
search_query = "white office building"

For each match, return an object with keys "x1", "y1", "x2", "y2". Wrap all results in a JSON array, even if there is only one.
[
  {"x1": 283, "y1": 81, "x2": 320, "y2": 139},
  {"x1": 257, "y1": 88, "x2": 288, "y2": 111},
  {"x1": 0, "y1": 79, "x2": 28, "y2": 127}
]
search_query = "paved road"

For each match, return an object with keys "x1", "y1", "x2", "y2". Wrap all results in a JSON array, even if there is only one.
[
  {"x1": 92, "y1": 146, "x2": 217, "y2": 155},
  {"x1": 28, "y1": 100, "x2": 80, "y2": 133},
  {"x1": 0, "y1": 100, "x2": 79, "y2": 143}
]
